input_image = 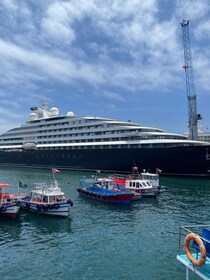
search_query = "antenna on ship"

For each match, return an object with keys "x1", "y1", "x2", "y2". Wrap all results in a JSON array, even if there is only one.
[{"x1": 41, "y1": 99, "x2": 48, "y2": 111}]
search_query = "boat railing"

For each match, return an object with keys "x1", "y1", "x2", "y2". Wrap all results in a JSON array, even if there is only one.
[
  {"x1": 177, "y1": 225, "x2": 210, "y2": 279},
  {"x1": 32, "y1": 182, "x2": 48, "y2": 189},
  {"x1": 178, "y1": 225, "x2": 210, "y2": 256},
  {"x1": 32, "y1": 179, "x2": 60, "y2": 190}
]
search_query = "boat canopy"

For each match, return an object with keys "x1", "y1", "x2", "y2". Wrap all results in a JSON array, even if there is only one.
[{"x1": 0, "y1": 183, "x2": 11, "y2": 189}]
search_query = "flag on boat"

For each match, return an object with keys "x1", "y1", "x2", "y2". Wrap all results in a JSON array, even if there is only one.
[
  {"x1": 132, "y1": 166, "x2": 139, "y2": 172},
  {"x1": 19, "y1": 180, "x2": 28, "y2": 189},
  {"x1": 156, "y1": 168, "x2": 162, "y2": 174},
  {"x1": 52, "y1": 168, "x2": 60, "y2": 174}
]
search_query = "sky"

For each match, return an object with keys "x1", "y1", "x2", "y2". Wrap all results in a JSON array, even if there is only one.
[{"x1": 0, "y1": 0, "x2": 210, "y2": 135}]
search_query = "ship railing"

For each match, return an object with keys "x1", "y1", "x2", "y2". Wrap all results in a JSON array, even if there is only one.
[
  {"x1": 177, "y1": 225, "x2": 210, "y2": 279},
  {"x1": 79, "y1": 178, "x2": 97, "y2": 188},
  {"x1": 178, "y1": 224, "x2": 210, "y2": 259}
]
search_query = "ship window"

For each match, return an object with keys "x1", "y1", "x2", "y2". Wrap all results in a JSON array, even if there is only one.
[
  {"x1": 132, "y1": 182, "x2": 135, "y2": 187},
  {"x1": 136, "y1": 182, "x2": 139, "y2": 188},
  {"x1": 129, "y1": 182, "x2": 132, "y2": 187}
]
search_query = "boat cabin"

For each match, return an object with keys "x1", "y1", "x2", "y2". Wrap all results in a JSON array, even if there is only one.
[
  {"x1": 125, "y1": 179, "x2": 153, "y2": 191},
  {"x1": 30, "y1": 182, "x2": 66, "y2": 204},
  {"x1": 141, "y1": 172, "x2": 159, "y2": 187},
  {"x1": 95, "y1": 178, "x2": 118, "y2": 190}
]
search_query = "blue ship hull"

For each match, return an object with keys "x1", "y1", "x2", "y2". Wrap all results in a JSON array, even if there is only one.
[
  {"x1": 77, "y1": 187, "x2": 134, "y2": 205},
  {"x1": 0, "y1": 145, "x2": 210, "y2": 176}
]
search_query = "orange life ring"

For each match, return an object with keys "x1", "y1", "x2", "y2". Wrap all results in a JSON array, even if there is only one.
[{"x1": 185, "y1": 233, "x2": 206, "y2": 267}]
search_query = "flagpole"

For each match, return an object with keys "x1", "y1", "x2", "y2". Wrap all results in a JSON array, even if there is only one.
[{"x1": 52, "y1": 169, "x2": 55, "y2": 182}]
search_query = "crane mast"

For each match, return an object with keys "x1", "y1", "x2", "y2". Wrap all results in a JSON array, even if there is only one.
[{"x1": 181, "y1": 19, "x2": 202, "y2": 140}]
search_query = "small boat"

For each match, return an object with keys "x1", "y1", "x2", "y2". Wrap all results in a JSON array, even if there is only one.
[
  {"x1": 141, "y1": 168, "x2": 168, "y2": 192},
  {"x1": 110, "y1": 166, "x2": 166, "y2": 196},
  {"x1": 77, "y1": 178, "x2": 134, "y2": 205},
  {"x1": 123, "y1": 178, "x2": 159, "y2": 198},
  {"x1": 21, "y1": 179, "x2": 73, "y2": 217},
  {"x1": 0, "y1": 183, "x2": 21, "y2": 219}
]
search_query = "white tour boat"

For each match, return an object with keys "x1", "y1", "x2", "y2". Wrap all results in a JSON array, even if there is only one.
[{"x1": 21, "y1": 179, "x2": 73, "y2": 217}]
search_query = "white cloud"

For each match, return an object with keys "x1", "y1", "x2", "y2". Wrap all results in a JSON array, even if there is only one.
[
  {"x1": 175, "y1": 0, "x2": 210, "y2": 20},
  {"x1": 0, "y1": 0, "x2": 210, "y2": 135},
  {"x1": 103, "y1": 91, "x2": 125, "y2": 101},
  {"x1": 196, "y1": 20, "x2": 210, "y2": 40},
  {"x1": 41, "y1": 2, "x2": 76, "y2": 43}
]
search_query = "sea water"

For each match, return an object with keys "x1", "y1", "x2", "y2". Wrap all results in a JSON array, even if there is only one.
[{"x1": 0, "y1": 167, "x2": 209, "y2": 280}]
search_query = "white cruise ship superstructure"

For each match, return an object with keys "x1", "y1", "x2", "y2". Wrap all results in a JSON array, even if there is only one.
[{"x1": 0, "y1": 101, "x2": 210, "y2": 176}]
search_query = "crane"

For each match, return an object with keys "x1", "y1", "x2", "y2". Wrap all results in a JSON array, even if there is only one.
[{"x1": 181, "y1": 19, "x2": 202, "y2": 140}]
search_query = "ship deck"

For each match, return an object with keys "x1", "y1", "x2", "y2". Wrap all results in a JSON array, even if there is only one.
[
  {"x1": 177, "y1": 253, "x2": 210, "y2": 279},
  {"x1": 177, "y1": 225, "x2": 210, "y2": 280}
]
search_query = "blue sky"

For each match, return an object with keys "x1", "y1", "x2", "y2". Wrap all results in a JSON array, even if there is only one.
[{"x1": 0, "y1": 0, "x2": 210, "y2": 135}]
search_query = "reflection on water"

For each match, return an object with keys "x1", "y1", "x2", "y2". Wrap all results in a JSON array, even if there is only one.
[{"x1": 19, "y1": 211, "x2": 73, "y2": 234}]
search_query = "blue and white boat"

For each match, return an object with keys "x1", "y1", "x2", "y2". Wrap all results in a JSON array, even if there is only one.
[
  {"x1": 77, "y1": 178, "x2": 134, "y2": 205},
  {"x1": 21, "y1": 179, "x2": 73, "y2": 217}
]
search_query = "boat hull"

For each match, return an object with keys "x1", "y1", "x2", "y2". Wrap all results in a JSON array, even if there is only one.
[
  {"x1": 21, "y1": 201, "x2": 71, "y2": 217},
  {"x1": 0, "y1": 145, "x2": 210, "y2": 177},
  {"x1": 0, "y1": 204, "x2": 20, "y2": 219},
  {"x1": 125, "y1": 188, "x2": 158, "y2": 198},
  {"x1": 77, "y1": 188, "x2": 133, "y2": 205}
]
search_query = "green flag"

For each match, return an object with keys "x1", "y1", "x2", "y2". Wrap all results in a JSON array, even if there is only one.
[{"x1": 19, "y1": 180, "x2": 27, "y2": 189}]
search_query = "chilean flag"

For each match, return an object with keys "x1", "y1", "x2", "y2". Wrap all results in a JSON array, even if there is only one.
[
  {"x1": 52, "y1": 168, "x2": 60, "y2": 174},
  {"x1": 132, "y1": 166, "x2": 139, "y2": 172},
  {"x1": 156, "y1": 168, "x2": 162, "y2": 174}
]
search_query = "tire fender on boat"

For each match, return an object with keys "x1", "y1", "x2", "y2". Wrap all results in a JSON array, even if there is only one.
[
  {"x1": 54, "y1": 203, "x2": 59, "y2": 209},
  {"x1": 185, "y1": 233, "x2": 206, "y2": 267},
  {"x1": 67, "y1": 199, "x2": 73, "y2": 207},
  {"x1": 1, "y1": 206, "x2": 6, "y2": 212},
  {"x1": 42, "y1": 205, "x2": 48, "y2": 211},
  {"x1": 36, "y1": 204, "x2": 42, "y2": 211},
  {"x1": 16, "y1": 201, "x2": 21, "y2": 206}
]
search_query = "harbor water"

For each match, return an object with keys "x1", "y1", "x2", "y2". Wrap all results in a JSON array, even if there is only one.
[{"x1": 0, "y1": 167, "x2": 209, "y2": 280}]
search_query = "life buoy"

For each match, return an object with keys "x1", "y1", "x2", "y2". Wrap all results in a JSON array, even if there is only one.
[{"x1": 185, "y1": 233, "x2": 206, "y2": 267}]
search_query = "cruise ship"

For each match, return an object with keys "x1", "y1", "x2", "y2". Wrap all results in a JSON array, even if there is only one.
[{"x1": 0, "y1": 101, "x2": 210, "y2": 177}]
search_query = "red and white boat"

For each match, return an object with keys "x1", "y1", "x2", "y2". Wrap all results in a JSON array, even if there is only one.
[
  {"x1": 0, "y1": 183, "x2": 21, "y2": 219},
  {"x1": 110, "y1": 167, "x2": 160, "y2": 198}
]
